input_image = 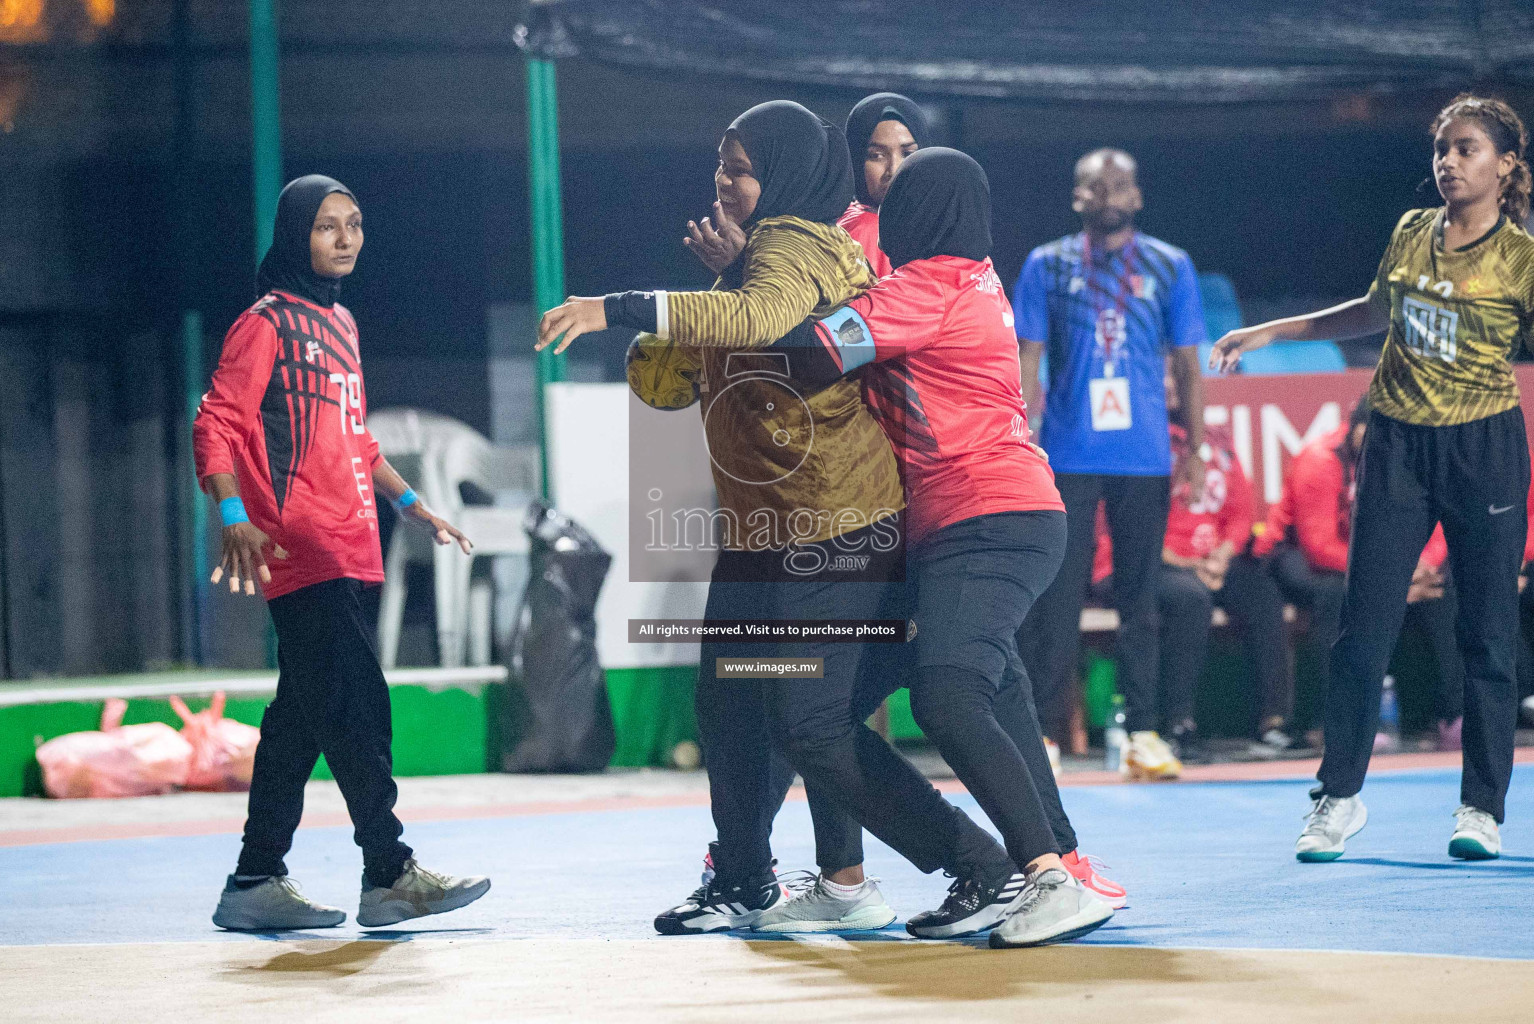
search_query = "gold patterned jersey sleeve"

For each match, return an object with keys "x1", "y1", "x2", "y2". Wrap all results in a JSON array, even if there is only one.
[
  {"x1": 1366, "y1": 210, "x2": 1416, "y2": 311},
  {"x1": 666, "y1": 224, "x2": 835, "y2": 349},
  {"x1": 1520, "y1": 246, "x2": 1534, "y2": 361}
]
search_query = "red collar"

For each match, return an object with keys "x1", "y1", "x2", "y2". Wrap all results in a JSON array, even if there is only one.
[{"x1": 269, "y1": 290, "x2": 339, "y2": 318}]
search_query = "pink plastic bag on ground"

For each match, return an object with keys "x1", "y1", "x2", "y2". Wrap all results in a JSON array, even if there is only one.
[
  {"x1": 35, "y1": 699, "x2": 192, "y2": 799},
  {"x1": 171, "y1": 692, "x2": 260, "y2": 792}
]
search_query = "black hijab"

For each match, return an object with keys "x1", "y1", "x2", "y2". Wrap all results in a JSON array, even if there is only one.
[
  {"x1": 844, "y1": 92, "x2": 931, "y2": 207},
  {"x1": 728, "y1": 101, "x2": 853, "y2": 226},
  {"x1": 256, "y1": 174, "x2": 357, "y2": 307},
  {"x1": 878, "y1": 147, "x2": 992, "y2": 270}
]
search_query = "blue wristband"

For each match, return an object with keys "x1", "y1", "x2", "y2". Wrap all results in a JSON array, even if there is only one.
[
  {"x1": 393, "y1": 488, "x2": 418, "y2": 512},
  {"x1": 219, "y1": 496, "x2": 249, "y2": 526}
]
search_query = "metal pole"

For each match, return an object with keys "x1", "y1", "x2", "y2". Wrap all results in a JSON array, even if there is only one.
[
  {"x1": 250, "y1": 0, "x2": 282, "y2": 667},
  {"x1": 527, "y1": 57, "x2": 567, "y2": 500},
  {"x1": 172, "y1": 0, "x2": 203, "y2": 665},
  {"x1": 250, "y1": 0, "x2": 283, "y2": 265},
  {"x1": 181, "y1": 311, "x2": 208, "y2": 664}
]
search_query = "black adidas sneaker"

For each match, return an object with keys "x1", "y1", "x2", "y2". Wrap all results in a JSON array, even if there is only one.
[
  {"x1": 905, "y1": 871, "x2": 1027, "y2": 939},
  {"x1": 654, "y1": 876, "x2": 786, "y2": 935}
]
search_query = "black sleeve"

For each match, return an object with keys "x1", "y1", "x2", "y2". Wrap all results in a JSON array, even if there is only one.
[
  {"x1": 765, "y1": 317, "x2": 849, "y2": 387},
  {"x1": 604, "y1": 292, "x2": 659, "y2": 334}
]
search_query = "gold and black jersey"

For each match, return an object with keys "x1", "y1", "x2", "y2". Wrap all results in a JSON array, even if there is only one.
[
  {"x1": 1367, "y1": 208, "x2": 1534, "y2": 427},
  {"x1": 665, "y1": 216, "x2": 904, "y2": 548}
]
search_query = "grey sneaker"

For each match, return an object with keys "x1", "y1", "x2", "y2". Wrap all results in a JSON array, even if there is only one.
[
  {"x1": 212, "y1": 875, "x2": 346, "y2": 931},
  {"x1": 356, "y1": 859, "x2": 491, "y2": 928},
  {"x1": 988, "y1": 868, "x2": 1114, "y2": 949},
  {"x1": 753, "y1": 876, "x2": 898, "y2": 933},
  {"x1": 1449, "y1": 805, "x2": 1501, "y2": 860},
  {"x1": 1295, "y1": 794, "x2": 1367, "y2": 862}
]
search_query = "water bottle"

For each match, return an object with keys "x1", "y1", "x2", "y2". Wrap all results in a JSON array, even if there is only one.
[
  {"x1": 1105, "y1": 694, "x2": 1129, "y2": 772},
  {"x1": 1374, "y1": 675, "x2": 1400, "y2": 752}
]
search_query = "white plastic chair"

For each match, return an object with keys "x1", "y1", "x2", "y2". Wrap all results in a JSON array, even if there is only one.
[{"x1": 369, "y1": 409, "x2": 539, "y2": 668}]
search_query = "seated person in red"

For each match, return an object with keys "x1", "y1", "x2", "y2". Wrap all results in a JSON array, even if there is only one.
[
  {"x1": 1253, "y1": 397, "x2": 1368, "y2": 738},
  {"x1": 1095, "y1": 371, "x2": 1292, "y2": 764},
  {"x1": 1256, "y1": 395, "x2": 1467, "y2": 746},
  {"x1": 1158, "y1": 429, "x2": 1291, "y2": 761},
  {"x1": 1412, "y1": 528, "x2": 1469, "y2": 752}
]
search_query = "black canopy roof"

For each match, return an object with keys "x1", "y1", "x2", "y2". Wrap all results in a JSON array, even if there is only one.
[{"x1": 516, "y1": 1, "x2": 1534, "y2": 103}]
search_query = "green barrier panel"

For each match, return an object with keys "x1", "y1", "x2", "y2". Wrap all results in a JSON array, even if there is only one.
[
  {"x1": 0, "y1": 703, "x2": 102, "y2": 799},
  {"x1": 605, "y1": 665, "x2": 698, "y2": 767},
  {"x1": 886, "y1": 687, "x2": 920, "y2": 742},
  {"x1": 1084, "y1": 652, "x2": 1117, "y2": 730},
  {"x1": 0, "y1": 685, "x2": 498, "y2": 798}
]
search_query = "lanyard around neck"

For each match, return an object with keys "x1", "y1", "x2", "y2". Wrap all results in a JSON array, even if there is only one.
[{"x1": 1081, "y1": 233, "x2": 1139, "y2": 371}]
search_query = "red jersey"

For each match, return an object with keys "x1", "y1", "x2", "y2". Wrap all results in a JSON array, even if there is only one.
[
  {"x1": 1252, "y1": 425, "x2": 1353, "y2": 572},
  {"x1": 1165, "y1": 424, "x2": 1254, "y2": 560},
  {"x1": 1091, "y1": 424, "x2": 1255, "y2": 583},
  {"x1": 193, "y1": 291, "x2": 385, "y2": 599},
  {"x1": 809, "y1": 254, "x2": 1062, "y2": 545},
  {"x1": 838, "y1": 201, "x2": 893, "y2": 279}
]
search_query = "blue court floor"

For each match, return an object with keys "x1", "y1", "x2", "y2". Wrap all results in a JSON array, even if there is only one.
[{"x1": 3, "y1": 765, "x2": 1530, "y2": 959}]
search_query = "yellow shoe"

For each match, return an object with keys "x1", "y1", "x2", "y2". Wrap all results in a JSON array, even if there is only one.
[
  {"x1": 1043, "y1": 737, "x2": 1063, "y2": 778},
  {"x1": 1125, "y1": 730, "x2": 1182, "y2": 780}
]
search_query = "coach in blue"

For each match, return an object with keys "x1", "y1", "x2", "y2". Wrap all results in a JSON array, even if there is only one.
[{"x1": 1013, "y1": 148, "x2": 1208, "y2": 779}]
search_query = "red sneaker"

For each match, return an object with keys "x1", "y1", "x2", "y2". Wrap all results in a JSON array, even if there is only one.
[{"x1": 1062, "y1": 850, "x2": 1127, "y2": 909}]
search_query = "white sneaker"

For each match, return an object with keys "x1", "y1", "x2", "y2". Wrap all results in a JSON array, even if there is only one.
[
  {"x1": 1449, "y1": 805, "x2": 1501, "y2": 860},
  {"x1": 212, "y1": 875, "x2": 346, "y2": 931},
  {"x1": 1043, "y1": 737, "x2": 1063, "y2": 778},
  {"x1": 988, "y1": 868, "x2": 1114, "y2": 949},
  {"x1": 1125, "y1": 731, "x2": 1182, "y2": 780},
  {"x1": 754, "y1": 876, "x2": 898, "y2": 933},
  {"x1": 1295, "y1": 794, "x2": 1367, "y2": 862},
  {"x1": 356, "y1": 859, "x2": 491, "y2": 927}
]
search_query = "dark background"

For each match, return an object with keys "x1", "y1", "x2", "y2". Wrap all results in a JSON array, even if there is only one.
[{"x1": 0, "y1": 1, "x2": 1528, "y2": 677}]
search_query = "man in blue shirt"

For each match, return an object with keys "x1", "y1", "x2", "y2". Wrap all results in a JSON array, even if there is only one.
[{"x1": 1013, "y1": 148, "x2": 1207, "y2": 779}]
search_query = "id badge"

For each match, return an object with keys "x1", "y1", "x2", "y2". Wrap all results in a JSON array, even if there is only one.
[{"x1": 1089, "y1": 376, "x2": 1132, "y2": 431}]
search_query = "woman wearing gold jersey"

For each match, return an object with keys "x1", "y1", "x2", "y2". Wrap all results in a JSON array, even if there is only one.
[{"x1": 1212, "y1": 94, "x2": 1533, "y2": 864}]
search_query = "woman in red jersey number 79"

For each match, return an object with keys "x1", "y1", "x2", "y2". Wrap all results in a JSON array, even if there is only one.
[{"x1": 195, "y1": 175, "x2": 489, "y2": 931}]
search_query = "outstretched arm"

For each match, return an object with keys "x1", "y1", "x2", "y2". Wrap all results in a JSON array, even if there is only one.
[
  {"x1": 1209, "y1": 295, "x2": 1387, "y2": 373},
  {"x1": 536, "y1": 228, "x2": 832, "y2": 354}
]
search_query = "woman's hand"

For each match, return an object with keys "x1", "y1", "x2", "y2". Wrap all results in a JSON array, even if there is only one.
[
  {"x1": 684, "y1": 202, "x2": 747, "y2": 274},
  {"x1": 536, "y1": 296, "x2": 608, "y2": 354},
  {"x1": 210, "y1": 522, "x2": 288, "y2": 596},
  {"x1": 1208, "y1": 325, "x2": 1276, "y2": 374},
  {"x1": 403, "y1": 504, "x2": 473, "y2": 555}
]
